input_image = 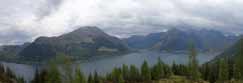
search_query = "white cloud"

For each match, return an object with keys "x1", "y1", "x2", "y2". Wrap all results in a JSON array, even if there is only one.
[{"x1": 0, "y1": 0, "x2": 243, "y2": 45}]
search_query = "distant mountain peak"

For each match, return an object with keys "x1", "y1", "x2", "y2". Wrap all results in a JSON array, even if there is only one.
[
  {"x1": 63, "y1": 26, "x2": 107, "y2": 38},
  {"x1": 17, "y1": 26, "x2": 129, "y2": 63},
  {"x1": 74, "y1": 26, "x2": 103, "y2": 33}
]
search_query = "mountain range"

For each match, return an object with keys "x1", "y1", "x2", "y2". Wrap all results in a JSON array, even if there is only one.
[
  {"x1": 0, "y1": 26, "x2": 240, "y2": 63},
  {"x1": 125, "y1": 28, "x2": 239, "y2": 52},
  {"x1": 1, "y1": 26, "x2": 130, "y2": 63}
]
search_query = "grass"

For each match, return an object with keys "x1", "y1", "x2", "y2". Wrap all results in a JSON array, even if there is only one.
[{"x1": 154, "y1": 76, "x2": 209, "y2": 83}]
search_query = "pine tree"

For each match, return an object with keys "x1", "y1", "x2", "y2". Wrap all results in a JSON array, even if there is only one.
[
  {"x1": 94, "y1": 71, "x2": 101, "y2": 83},
  {"x1": 0, "y1": 64, "x2": 5, "y2": 74},
  {"x1": 129, "y1": 65, "x2": 140, "y2": 81},
  {"x1": 117, "y1": 74, "x2": 125, "y2": 83},
  {"x1": 234, "y1": 38, "x2": 243, "y2": 80},
  {"x1": 17, "y1": 77, "x2": 25, "y2": 83},
  {"x1": 111, "y1": 67, "x2": 124, "y2": 83},
  {"x1": 201, "y1": 63, "x2": 210, "y2": 81},
  {"x1": 217, "y1": 59, "x2": 229, "y2": 82},
  {"x1": 73, "y1": 67, "x2": 86, "y2": 83},
  {"x1": 122, "y1": 64, "x2": 129, "y2": 80},
  {"x1": 233, "y1": 63, "x2": 241, "y2": 80},
  {"x1": 172, "y1": 61, "x2": 176, "y2": 74},
  {"x1": 188, "y1": 43, "x2": 200, "y2": 81},
  {"x1": 88, "y1": 74, "x2": 94, "y2": 83},
  {"x1": 5, "y1": 67, "x2": 15, "y2": 79},
  {"x1": 39, "y1": 69, "x2": 48, "y2": 83},
  {"x1": 141, "y1": 60, "x2": 151, "y2": 81},
  {"x1": 164, "y1": 63, "x2": 172, "y2": 78},
  {"x1": 31, "y1": 69, "x2": 41, "y2": 83},
  {"x1": 151, "y1": 58, "x2": 164, "y2": 80},
  {"x1": 46, "y1": 64, "x2": 61, "y2": 83}
]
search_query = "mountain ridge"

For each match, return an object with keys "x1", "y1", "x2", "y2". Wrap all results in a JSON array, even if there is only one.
[
  {"x1": 15, "y1": 26, "x2": 130, "y2": 63},
  {"x1": 0, "y1": 26, "x2": 240, "y2": 64},
  {"x1": 124, "y1": 28, "x2": 239, "y2": 52}
]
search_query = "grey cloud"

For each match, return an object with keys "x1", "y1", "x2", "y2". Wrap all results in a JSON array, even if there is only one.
[
  {"x1": 0, "y1": 0, "x2": 243, "y2": 45},
  {"x1": 36, "y1": 0, "x2": 63, "y2": 20}
]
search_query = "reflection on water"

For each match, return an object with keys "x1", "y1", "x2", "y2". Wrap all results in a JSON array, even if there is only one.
[{"x1": 1, "y1": 51, "x2": 218, "y2": 82}]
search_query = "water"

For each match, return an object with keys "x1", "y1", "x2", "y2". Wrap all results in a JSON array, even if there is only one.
[{"x1": 1, "y1": 50, "x2": 218, "y2": 82}]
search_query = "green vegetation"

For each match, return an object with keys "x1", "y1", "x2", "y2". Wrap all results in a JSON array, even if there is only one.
[
  {"x1": 0, "y1": 63, "x2": 25, "y2": 83},
  {"x1": 188, "y1": 44, "x2": 201, "y2": 81}
]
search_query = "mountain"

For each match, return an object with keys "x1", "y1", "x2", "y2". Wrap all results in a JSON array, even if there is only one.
[
  {"x1": 124, "y1": 32, "x2": 162, "y2": 49},
  {"x1": 212, "y1": 37, "x2": 243, "y2": 61},
  {"x1": 17, "y1": 26, "x2": 129, "y2": 63},
  {"x1": 125, "y1": 28, "x2": 238, "y2": 52},
  {"x1": 0, "y1": 43, "x2": 30, "y2": 61}
]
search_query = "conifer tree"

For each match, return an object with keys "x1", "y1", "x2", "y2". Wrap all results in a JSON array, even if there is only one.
[
  {"x1": 0, "y1": 64, "x2": 5, "y2": 74},
  {"x1": 201, "y1": 63, "x2": 210, "y2": 81},
  {"x1": 233, "y1": 63, "x2": 241, "y2": 80},
  {"x1": 188, "y1": 43, "x2": 200, "y2": 81},
  {"x1": 217, "y1": 59, "x2": 229, "y2": 82},
  {"x1": 73, "y1": 67, "x2": 86, "y2": 83},
  {"x1": 94, "y1": 71, "x2": 101, "y2": 83},
  {"x1": 117, "y1": 74, "x2": 125, "y2": 83},
  {"x1": 122, "y1": 64, "x2": 129, "y2": 80},
  {"x1": 111, "y1": 67, "x2": 124, "y2": 83},
  {"x1": 17, "y1": 77, "x2": 25, "y2": 83},
  {"x1": 129, "y1": 65, "x2": 140, "y2": 81},
  {"x1": 46, "y1": 63, "x2": 61, "y2": 83},
  {"x1": 88, "y1": 74, "x2": 94, "y2": 83},
  {"x1": 39, "y1": 69, "x2": 48, "y2": 83},
  {"x1": 234, "y1": 38, "x2": 243, "y2": 80},
  {"x1": 141, "y1": 60, "x2": 151, "y2": 81},
  {"x1": 163, "y1": 64, "x2": 172, "y2": 78},
  {"x1": 151, "y1": 58, "x2": 164, "y2": 80},
  {"x1": 31, "y1": 69, "x2": 41, "y2": 83}
]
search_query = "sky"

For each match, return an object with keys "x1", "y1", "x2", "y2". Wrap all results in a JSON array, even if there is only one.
[{"x1": 0, "y1": 0, "x2": 243, "y2": 45}]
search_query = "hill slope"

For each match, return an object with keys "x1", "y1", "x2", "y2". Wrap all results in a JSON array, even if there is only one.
[{"x1": 17, "y1": 26, "x2": 129, "y2": 63}]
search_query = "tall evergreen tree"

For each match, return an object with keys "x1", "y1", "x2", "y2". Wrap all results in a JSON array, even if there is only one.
[
  {"x1": 88, "y1": 74, "x2": 94, "y2": 83},
  {"x1": 188, "y1": 43, "x2": 201, "y2": 81},
  {"x1": 117, "y1": 74, "x2": 125, "y2": 83},
  {"x1": 172, "y1": 61, "x2": 177, "y2": 75},
  {"x1": 94, "y1": 71, "x2": 101, "y2": 83},
  {"x1": 0, "y1": 64, "x2": 5, "y2": 75},
  {"x1": 141, "y1": 60, "x2": 151, "y2": 81},
  {"x1": 217, "y1": 59, "x2": 229, "y2": 82},
  {"x1": 201, "y1": 63, "x2": 210, "y2": 81},
  {"x1": 17, "y1": 77, "x2": 25, "y2": 83},
  {"x1": 73, "y1": 67, "x2": 86, "y2": 83},
  {"x1": 39, "y1": 69, "x2": 49, "y2": 83},
  {"x1": 129, "y1": 65, "x2": 140, "y2": 81},
  {"x1": 151, "y1": 58, "x2": 164, "y2": 80},
  {"x1": 122, "y1": 64, "x2": 129, "y2": 80},
  {"x1": 233, "y1": 63, "x2": 241, "y2": 80},
  {"x1": 5, "y1": 67, "x2": 15, "y2": 79},
  {"x1": 111, "y1": 67, "x2": 124, "y2": 83},
  {"x1": 31, "y1": 69, "x2": 41, "y2": 83},
  {"x1": 46, "y1": 63, "x2": 61, "y2": 83},
  {"x1": 233, "y1": 38, "x2": 243, "y2": 80},
  {"x1": 163, "y1": 64, "x2": 172, "y2": 78}
]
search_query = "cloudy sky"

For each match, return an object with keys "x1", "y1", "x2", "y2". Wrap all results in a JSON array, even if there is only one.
[{"x1": 0, "y1": 0, "x2": 243, "y2": 45}]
